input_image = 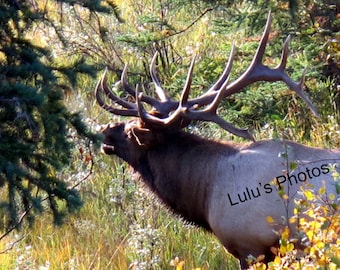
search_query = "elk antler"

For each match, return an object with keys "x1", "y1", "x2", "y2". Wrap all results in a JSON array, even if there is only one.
[{"x1": 95, "y1": 12, "x2": 317, "y2": 141}]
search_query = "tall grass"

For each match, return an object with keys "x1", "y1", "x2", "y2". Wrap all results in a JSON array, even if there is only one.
[
  {"x1": 0, "y1": 150, "x2": 238, "y2": 269},
  {"x1": 1, "y1": 1, "x2": 339, "y2": 269}
]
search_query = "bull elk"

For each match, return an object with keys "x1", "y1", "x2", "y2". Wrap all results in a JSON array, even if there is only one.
[{"x1": 95, "y1": 13, "x2": 340, "y2": 269}]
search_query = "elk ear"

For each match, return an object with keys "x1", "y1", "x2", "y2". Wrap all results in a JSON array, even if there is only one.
[{"x1": 126, "y1": 126, "x2": 159, "y2": 147}]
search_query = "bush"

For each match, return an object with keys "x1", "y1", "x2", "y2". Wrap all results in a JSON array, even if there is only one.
[{"x1": 251, "y1": 167, "x2": 340, "y2": 270}]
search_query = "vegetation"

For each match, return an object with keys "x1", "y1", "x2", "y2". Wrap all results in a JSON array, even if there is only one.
[
  {"x1": 0, "y1": 0, "x2": 109, "y2": 232},
  {"x1": 0, "y1": 0, "x2": 339, "y2": 269}
]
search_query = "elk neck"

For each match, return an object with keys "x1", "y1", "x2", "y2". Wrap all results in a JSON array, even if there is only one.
[{"x1": 130, "y1": 130, "x2": 240, "y2": 231}]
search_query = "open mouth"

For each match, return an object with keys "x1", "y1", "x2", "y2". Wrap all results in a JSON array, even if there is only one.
[{"x1": 101, "y1": 143, "x2": 115, "y2": 154}]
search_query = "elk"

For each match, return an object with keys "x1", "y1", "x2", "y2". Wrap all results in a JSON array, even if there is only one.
[{"x1": 95, "y1": 14, "x2": 340, "y2": 269}]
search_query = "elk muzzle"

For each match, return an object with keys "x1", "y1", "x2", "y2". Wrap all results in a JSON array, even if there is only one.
[{"x1": 99, "y1": 124, "x2": 118, "y2": 155}]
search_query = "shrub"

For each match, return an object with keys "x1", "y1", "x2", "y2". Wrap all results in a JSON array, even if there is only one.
[{"x1": 251, "y1": 166, "x2": 340, "y2": 270}]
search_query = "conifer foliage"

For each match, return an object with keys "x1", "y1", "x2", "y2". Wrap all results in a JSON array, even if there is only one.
[{"x1": 0, "y1": 0, "x2": 111, "y2": 231}]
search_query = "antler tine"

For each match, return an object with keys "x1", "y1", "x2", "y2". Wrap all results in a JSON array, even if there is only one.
[
  {"x1": 207, "y1": 42, "x2": 236, "y2": 93},
  {"x1": 130, "y1": 55, "x2": 197, "y2": 130},
  {"x1": 224, "y1": 11, "x2": 273, "y2": 92},
  {"x1": 180, "y1": 55, "x2": 196, "y2": 107},
  {"x1": 121, "y1": 61, "x2": 177, "y2": 116},
  {"x1": 184, "y1": 75, "x2": 255, "y2": 141},
  {"x1": 276, "y1": 38, "x2": 318, "y2": 116},
  {"x1": 277, "y1": 35, "x2": 290, "y2": 71},
  {"x1": 135, "y1": 85, "x2": 152, "y2": 123},
  {"x1": 214, "y1": 11, "x2": 318, "y2": 116},
  {"x1": 136, "y1": 83, "x2": 188, "y2": 129},
  {"x1": 101, "y1": 68, "x2": 137, "y2": 110},
  {"x1": 120, "y1": 65, "x2": 137, "y2": 97},
  {"x1": 150, "y1": 52, "x2": 170, "y2": 102},
  {"x1": 183, "y1": 13, "x2": 273, "y2": 108},
  {"x1": 253, "y1": 10, "x2": 272, "y2": 66},
  {"x1": 95, "y1": 69, "x2": 139, "y2": 117}
]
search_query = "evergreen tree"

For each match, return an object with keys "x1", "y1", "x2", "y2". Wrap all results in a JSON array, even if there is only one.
[{"x1": 0, "y1": 0, "x2": 115, "y2": 231}]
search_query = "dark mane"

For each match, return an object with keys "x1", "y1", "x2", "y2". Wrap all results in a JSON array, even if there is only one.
[{"x1": 133, "y1": 130, "x2": 239, "y2": 231}]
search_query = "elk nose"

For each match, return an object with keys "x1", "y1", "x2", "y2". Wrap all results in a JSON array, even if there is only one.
[{"x1": 99, "y1": 124, "x2": 108, "y2": 132}]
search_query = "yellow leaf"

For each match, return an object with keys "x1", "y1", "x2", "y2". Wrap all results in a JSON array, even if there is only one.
[
  {"x1": 266, "y1": 216, "x2": 275, "y2": 223},
  {"x1": 281, "y1": 194, "x2": 289, "y2": 200},
  {"x1": 304, "y1": 190, "x2": 314, "y2": 201},
  {"x1": 316, "y1": 241, "x2": 325, "y2": 249},
  {"x1": 287, "y1": 243, "x2": 294, "y2": 252},
  {"x1": 176, "y1": 260, "x2": 185, "y2": 270},
  {"x1": 255, "y1": 264, "x2": 267, "y2": 270},
  {"x1": 279, "y1": 245, "x2": 287, "y2": 255},
  {"x1": 306, "y1": 209, "x2": 315, "y2": 218},
  {"x1": 289, "y1": 217, "x2": 297, "y2": 224},
  {"x1": 282, "y1": 226, "x2": 290, "y2": 239},
  {"x1": 306, "y1": 230, "x2": 313, "y2": 240},
  {"x1": 319, "y1": 186, "x2": 326, "y2": 195},
  {"x1": 300, "y1": 217, "x2": 307, "y2": 225},
  {"x1": 273, "y1": 256, "x2": 281, "y2": 265}
]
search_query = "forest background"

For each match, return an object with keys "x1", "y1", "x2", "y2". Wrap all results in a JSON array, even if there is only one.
[{"x1": 0, "y1": 0, "x2": 339, "y2": 269}]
